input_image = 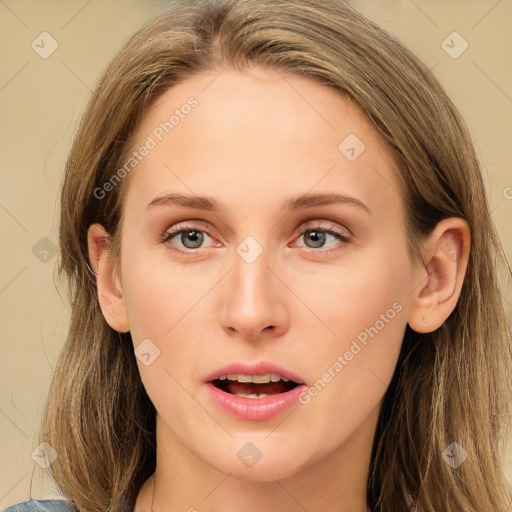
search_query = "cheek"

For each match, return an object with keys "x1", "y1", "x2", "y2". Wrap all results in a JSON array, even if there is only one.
[
  {"x1": 120, "y1": 248, "x2": 210, "y2": 382},
  {"x1": 123, "y1": 276, "x2": 172, "y2": 340},
  {"x1": 120, "y1": 243, "x2": 192, "y2": 339},
  {"x1": 120, "y1": 256, "x2": 208, "y2": 417},
  {"x1": 299, "y1": 246, "x2": 410, "y2": 408},
  {"x1": 316, "y1": 242, "x2": 410, "y2": 339}
]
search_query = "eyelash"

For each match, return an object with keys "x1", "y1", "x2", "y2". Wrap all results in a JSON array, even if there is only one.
[{"x1": 160, "y1": 222, "x2": 351, "y2": 256}]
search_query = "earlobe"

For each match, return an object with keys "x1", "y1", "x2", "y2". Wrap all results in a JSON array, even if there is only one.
[
  {"x1": 87, "y1": 223, "x2": 130, "y2": 333},
  {"x1": 408, "y1": 218, "x2": 471, "y2": 333}
]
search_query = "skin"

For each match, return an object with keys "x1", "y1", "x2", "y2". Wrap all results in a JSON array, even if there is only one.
[{"x1": 87, "y1": 66, "x2": 470, "y2": 512}]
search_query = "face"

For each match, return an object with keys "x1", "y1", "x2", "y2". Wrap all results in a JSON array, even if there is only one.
[{"x1": 110, "y1": 67, "x2": 420, "y2": 481}]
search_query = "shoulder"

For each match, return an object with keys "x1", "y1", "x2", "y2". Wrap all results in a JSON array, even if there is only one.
[{"x1": 1, "y1": 499, "x2": 75, "y2": 512}]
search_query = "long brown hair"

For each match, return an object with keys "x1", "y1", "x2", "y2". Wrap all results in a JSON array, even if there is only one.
[{"x1": 38, "y1": 1, "x2": 512, "y2": 510}]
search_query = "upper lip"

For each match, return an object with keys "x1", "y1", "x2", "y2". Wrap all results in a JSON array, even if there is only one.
[{"x1": 205, "y1": 360, "x2": 306, "y2": 385}]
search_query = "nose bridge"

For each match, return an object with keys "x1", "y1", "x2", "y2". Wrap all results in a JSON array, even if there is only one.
[
  {"x1": 234, "y1": 244, "x2": 272, "y2": 305},
  {"x1": 219, "y1": 237, "x2": 288, "y2": 338}
]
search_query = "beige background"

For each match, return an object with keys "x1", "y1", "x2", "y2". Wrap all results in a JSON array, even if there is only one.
[{"x1": 0, "y1": 0, "x2": 511, "y2": 508}]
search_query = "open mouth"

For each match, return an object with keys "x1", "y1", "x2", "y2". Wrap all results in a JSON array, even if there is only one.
[{"x1": 210, "y1": 375, "x2": 300, "y2": 398}]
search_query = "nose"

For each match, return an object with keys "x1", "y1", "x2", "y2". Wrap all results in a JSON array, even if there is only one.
[{"x1": 219, "y1": 248, "x2": 289, "y2": 341}]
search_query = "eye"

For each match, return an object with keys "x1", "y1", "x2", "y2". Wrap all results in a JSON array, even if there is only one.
[
  {"x1": 161, "y1": 221, "x2": 351, "y2": 255},
  {"x1": 292, "y1": 223, "x2": 351, "y2": 254},
  {"x1": 161, "y1": 223, "x2": 217, "y2": 253}
]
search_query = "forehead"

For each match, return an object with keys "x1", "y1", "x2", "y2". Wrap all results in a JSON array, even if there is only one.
[{"x1": 124, "y1": 67, "x2": 403, "y2": 220}]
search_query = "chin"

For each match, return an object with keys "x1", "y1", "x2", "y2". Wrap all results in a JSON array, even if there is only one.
[{"x1": 200, "y1": 436, "x2": 312, "y2": 482}]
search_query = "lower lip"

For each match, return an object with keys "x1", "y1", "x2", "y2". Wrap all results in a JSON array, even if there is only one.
[{"x1": 205, "y1": 382, "x2": 306, "y2": 421}]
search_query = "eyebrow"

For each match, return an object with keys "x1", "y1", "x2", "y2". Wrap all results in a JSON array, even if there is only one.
[{"x1": 146, "y1": 192, "x2": 371, "y2": 214}]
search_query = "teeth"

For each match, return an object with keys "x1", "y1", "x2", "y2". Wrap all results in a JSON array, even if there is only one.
[
  {"x1": 235, "y1": 393, "x2": 269, "y2": 398},
  {"x1": 219, "y1": 373, "x2": 291, "y2": 383}
]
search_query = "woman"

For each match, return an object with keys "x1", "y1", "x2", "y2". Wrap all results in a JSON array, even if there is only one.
[{"x1": 5, "y1": 0, "x2": 511, "y2": 511}]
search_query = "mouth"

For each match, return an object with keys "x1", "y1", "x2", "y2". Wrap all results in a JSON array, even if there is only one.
[
  {"x1": 204, "y1": 362, "x2": 307, "y2": 420},
  {"x1": 205, "y1": 371, "x2": 307, "y2": 421},
  {"x1": 209, "y1": 374, "x2": 301, "y2": 398}
]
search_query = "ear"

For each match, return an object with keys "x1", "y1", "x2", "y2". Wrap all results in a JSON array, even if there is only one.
[
  {"x1": 408, "y1": 217, "x2": 471, "y2": 333},
  {"x1": 87, "y1": 223, "x2": 130, "y2": 333}
]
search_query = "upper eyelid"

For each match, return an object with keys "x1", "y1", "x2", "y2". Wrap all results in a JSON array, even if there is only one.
[
  {"x1": 294, "y1": 220, "x2": 351, "y2": 236},
  {"x1": 164, "y1": 219, "x2": 350, "y2": 235}
]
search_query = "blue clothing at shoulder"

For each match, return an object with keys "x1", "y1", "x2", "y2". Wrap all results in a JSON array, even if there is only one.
[{"x1": 2, "y1": 499, "x2": 74, "y2": 512}]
